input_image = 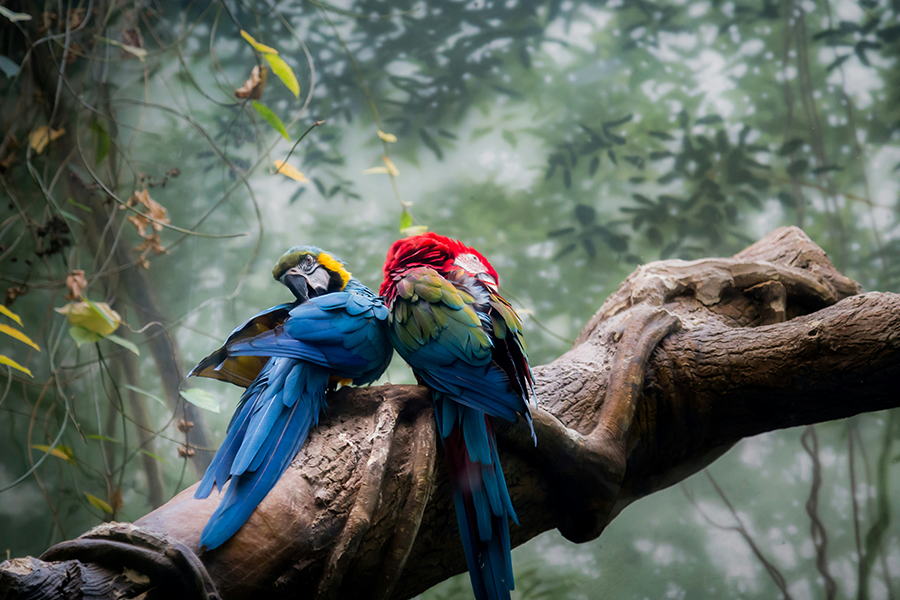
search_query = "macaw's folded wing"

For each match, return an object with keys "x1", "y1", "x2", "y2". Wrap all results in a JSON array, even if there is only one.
[
  {"x1": 189, "y1": 302, "x2": 297, "y2": 388},
  {"x1": 224, "y1": 292, "x2": 392, "y2": 384}
]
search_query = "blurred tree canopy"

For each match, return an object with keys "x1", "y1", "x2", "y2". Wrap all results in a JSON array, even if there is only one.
[{"x1": 0, "y1": 0, "x2": 898, "y2": 598}]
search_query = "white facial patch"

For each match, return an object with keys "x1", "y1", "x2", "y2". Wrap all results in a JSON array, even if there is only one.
[{"x1": 454, "y1": 253, "x2": 488, "y2": 274}]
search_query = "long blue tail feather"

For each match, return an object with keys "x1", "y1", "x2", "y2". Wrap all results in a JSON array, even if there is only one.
[
  {"x1": 441, "y1": 397, "x2": 516, "y2": 600},
  {"x1": 195, "y1": 358, "x2": 328, "y2": 550}
]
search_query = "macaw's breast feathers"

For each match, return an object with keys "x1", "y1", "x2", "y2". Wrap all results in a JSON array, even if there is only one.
[{"x1": 189, "y1": 302, "x2": 297, "y2": 387}]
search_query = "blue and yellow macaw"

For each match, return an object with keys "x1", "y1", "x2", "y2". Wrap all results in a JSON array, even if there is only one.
[
  {"x1": 189, "y1": 246, "x2": 392, "y2": 550},
  {"x1": 380, "y1": 232, "x2": 535, "y2": 600}
]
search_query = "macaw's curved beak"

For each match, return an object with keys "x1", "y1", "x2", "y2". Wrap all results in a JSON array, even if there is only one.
[{"x1": 281, "y1": 265, "x2": 331, "y2": 301}]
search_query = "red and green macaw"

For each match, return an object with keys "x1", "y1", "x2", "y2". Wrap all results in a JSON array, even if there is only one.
[
  {"x1": 380, "y1": 232, "x2": 535, "y2": 600},
  {"x1": 189, "y1": 246, "x2": 392, "y2": 550}
]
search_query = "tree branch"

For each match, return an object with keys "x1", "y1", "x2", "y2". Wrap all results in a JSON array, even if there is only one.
[{"x1": 2, "y1": 227, "x2": 898, "y2": 600}]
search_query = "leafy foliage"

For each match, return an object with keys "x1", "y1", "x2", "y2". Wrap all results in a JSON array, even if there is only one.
[{"x1": 0, "y1": 0, "x2": 898, "y2": 598}]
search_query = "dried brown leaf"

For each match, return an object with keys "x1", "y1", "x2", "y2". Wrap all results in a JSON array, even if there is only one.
[
  {"x1": 65, "y1": 270, "x2": 87, "y2": 300},
  {"x1": 235, "y1": 65, "x2": 267, "y2": 100},
  {"x1": 123, "y1": 189, "x2": 170, "y2": 239},
  {"x1": 134, "y1": 234, "x2": 166, "y2": 255}
]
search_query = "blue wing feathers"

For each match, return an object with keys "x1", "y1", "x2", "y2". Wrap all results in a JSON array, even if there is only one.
[{"x1": 194, "y1": 277, "x2": 391, "y2": 550}]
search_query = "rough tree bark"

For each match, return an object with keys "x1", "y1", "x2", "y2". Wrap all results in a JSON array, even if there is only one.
[{"x1": 2, "y1": 227, "x2": 898, "y2": 600}]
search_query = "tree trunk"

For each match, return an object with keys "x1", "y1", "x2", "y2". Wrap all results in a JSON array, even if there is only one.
[{"x1": 2, "y1": 227, "x2": 898, "y2": 600}]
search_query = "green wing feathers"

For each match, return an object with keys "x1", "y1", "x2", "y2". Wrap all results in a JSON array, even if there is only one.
[{"x1": 390, "y1": 267, "x2": 490, "y2": 359}]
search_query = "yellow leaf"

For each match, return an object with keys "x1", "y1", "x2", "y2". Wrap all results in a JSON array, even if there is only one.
[
  {"x1": 0, "y1": 305, "x2": 22, "y2": 327},
  {"x1": 240, "y1": 30, "x2": 278, "y2": 55},
  {"x1": 31, "y1": 444, "x2": 74, "y2": 463},
  {"x1": 85, "y1": 492, "x2": 114, "y2": 514},
  {"x1": 0, "y1": 354, "x2": 32, "y2": 377},
  {"x1": 264, "y1": 54, "x2": 300, "y2": 98},
  {"x1": 377, "y1": 130, "x2": 397, "y2": 143},
  {"x1": 0, "y1": 324, "x2": 40, "y2": 351},
  {"x1": 382, "y1": 156, "x2": 400, "y2": 177},
  {"x1": 273, "y1": 160, "x2": 309, "y2": 182},
  {"x1": 363, "y1": 166, "x2": 390, "y2": 175},
  {"x1": 55, "y1": 300, "x2": 121, "y2": 336},
  {"x1": 29, "y1": 126, "x2": 65, "y2": 154}
]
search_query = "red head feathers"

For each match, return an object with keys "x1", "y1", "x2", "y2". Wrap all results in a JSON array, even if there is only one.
[{"x1": 380, "y1": 232, "x2": 499, "y2": 301}]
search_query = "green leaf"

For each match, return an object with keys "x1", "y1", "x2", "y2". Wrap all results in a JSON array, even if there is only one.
[
  {"x1": 264, "y1": 54, "x2": 300, "y2": 98},
  {"x1": 419, "y1": 129, "x2": 443, "y2": 160},
  {"x1": 602, "y1": 114, "x2": 633, "y2": 128},
  {"x1": 471, "y1": 126, "x2": 492, "y2": 141},
  {"x1": 85, "y1": 492, "x2": 114, "y2": 514},
  {"x1": 778, "y1": 138, "x2": 805, "y2": 156},
  {"x1": 138, "y1": 449, "x2": 170, "y2": 465},
  {"x1": 648, "y1": 130, "x2": 675, "y2": 141},
  {"x1": 575, "y1": 204, "x2": 596, "y2": 224},
  {"x1": 501, "y1": 130, "x2": 517, "y2": 148},
  {"x1": 83, "y1": 298, "x2": 117, "y2": 331},
  {"x1": 90, "y1": 122, "x2": 111, "y2": 164},
  {"x1": 0, "y1": 7, "x2": 31, "y2": 22},
  {"x1": 180, "y1": 388, "x2": 220, "y2": 413},
  {"x1": 399, "y1": 210, "x2": 413, "y2": 232},
  {"x1": 787, "y1": 159, "x2": 810, "y2": 177},
  {"x1": 548, "y1": 227, "x2": 575, "y2": 237},
  {"x1": 0, "y1": 55, "x2": 20, "y2": 78},
  {"x1": 122, "y1": 384, "x2": 168, "y2": 408},
  {"x1": 695, "y1": 115, "x2": 723, "y2": 125},
  {"x1": 778, "y1": 191, "x2": 797, "y2": 208},
  {"x1": 826, "y1": 54, "x2": 851, "y2": 72},
  {"x1": 107, "y1": 334, "x2": 139, "y2": 356},
  {"x1": 67, "y1": 198, "x2": 93, "y2": 213},
  {"x1": 58, "y1": 209, "x2": 85, "y2": 226},
  {"x1": 877, "y1": 24, "x2": 900, "y2": 43},
  {"x1": 252, "y1": 101, "x2": 290, "y2": 141},
  {"x1": 87, "y1": 434, "x2": 122, "y2": 443},
  {"x1": 69, "y1": 326, "x2": 104, "y2": 347}
]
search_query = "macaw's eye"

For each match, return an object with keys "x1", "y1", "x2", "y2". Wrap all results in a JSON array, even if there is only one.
[{"x1": 304, "y1": 254, "x2": 316, "y2": 269}]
